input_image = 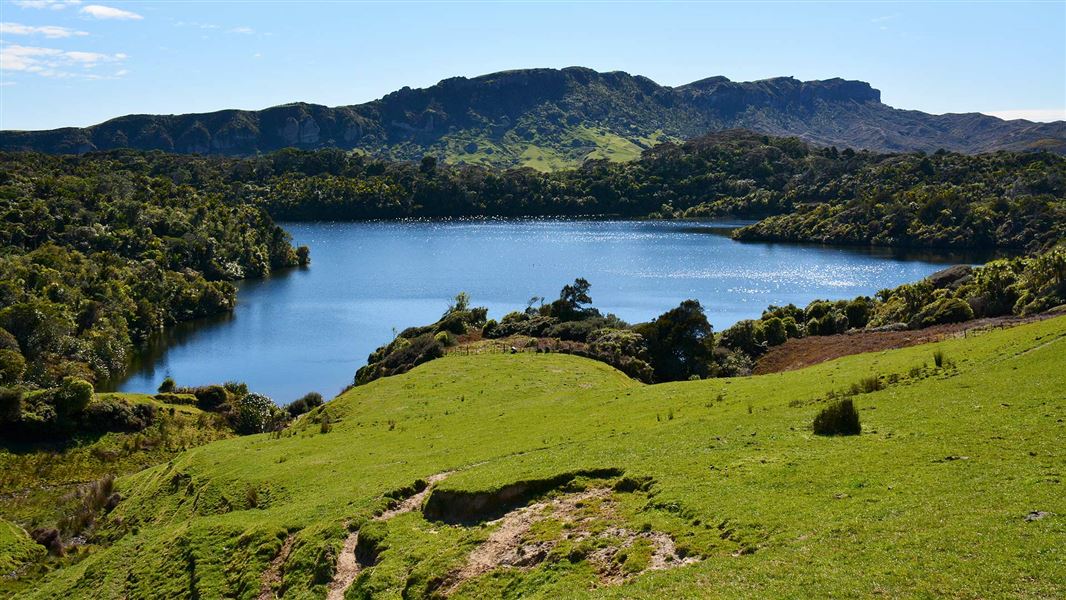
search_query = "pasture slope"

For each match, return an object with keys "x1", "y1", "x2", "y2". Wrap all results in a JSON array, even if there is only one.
[{"x1": 10, "y1": 316, "x2": 1066, "y2": 599}]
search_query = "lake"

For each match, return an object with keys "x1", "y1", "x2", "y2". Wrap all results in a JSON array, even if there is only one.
[{"x1": 108, "y1": 219, "x2": 987, "y2": 402}]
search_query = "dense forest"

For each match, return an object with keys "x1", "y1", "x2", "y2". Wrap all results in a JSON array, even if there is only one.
[
  {"x1": 5, "y1": 130, "x2": 1061, "y2": 251},
  {"x1": 0, "y1": 153, "x2": 305, "y2": 437}
]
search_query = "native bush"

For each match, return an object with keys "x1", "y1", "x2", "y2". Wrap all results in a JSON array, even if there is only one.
[
  {"x1": 287, "y1": 391, "x2": 324, "y2": 417},
  {"x1": 813, "y1": 398, "x2": 861, "y2": 436}
]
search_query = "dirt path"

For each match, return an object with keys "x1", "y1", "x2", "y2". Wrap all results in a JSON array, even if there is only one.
[
  {"x1": 438, "y1": 487, "x2": 696, "y2": 595},
  {"x1": 256, "y1": 534, "x2": 296, "y2": 600},
  {"x1": 753, "y1": 313, "x2": 1057, "y2": 375},
  {"x1": 325, "y1": 472, "x2": 450, "y2": 600}
]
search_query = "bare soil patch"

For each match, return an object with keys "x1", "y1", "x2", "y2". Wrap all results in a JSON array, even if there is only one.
[
  {"x1": 325, "y1": 472, "x2": 451, "y2": 600},
  {"x1": 753, "y1": 314, "x2": 1055, "y2": 375},
  {"x1": 437, "y1": 487, "x2": 696, "y2": 595},
  {"x1": 257, "y1": 534, "x2": 296, "y2": 600}
]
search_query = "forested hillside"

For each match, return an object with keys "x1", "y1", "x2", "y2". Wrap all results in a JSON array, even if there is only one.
[
  {"x1": 0, "y1": 153, "x2": 304, "y2": 392},
  {"x1": 3, "y1": 68, "x2": 1064, "y2": 167},
  {"x1": 5, "y1": 131, "x2": 1061, "y2": 251}
]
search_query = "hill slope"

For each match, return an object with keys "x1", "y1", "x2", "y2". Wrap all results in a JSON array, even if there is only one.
[
  {"x1": 3, "y1": 67, "x2": 1064, "y2": 168},
  {"x1": 10, "y1": 315, "x2": 1065, "y2": 598}
]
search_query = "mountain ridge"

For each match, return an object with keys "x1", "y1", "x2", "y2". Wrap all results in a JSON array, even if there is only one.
[{"x1": 3, "y1": 67, "x2": 1064, "y2": 167}]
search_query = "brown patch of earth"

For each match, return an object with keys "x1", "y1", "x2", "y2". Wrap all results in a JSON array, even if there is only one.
[
  {"x1": 437, "y1": 487, "x2": 697, "y2": 595},
  {"x1": 753, "y1": 313, "x2": 1058, "y2": 375},
  {"x1": 325, "y1": 472, "x2": 451, "y2": 600},
  {"x1": 257, "y1": 534, "x2": 296, "y2": 600}
]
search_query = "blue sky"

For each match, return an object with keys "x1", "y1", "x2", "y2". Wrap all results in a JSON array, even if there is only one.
[{"x1": 1, "y1": 0, "x2": 1063, "y2": 130}]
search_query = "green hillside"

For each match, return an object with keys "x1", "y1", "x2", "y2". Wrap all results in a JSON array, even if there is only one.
[{"x1": 8, "y1": 315, "x2": 1064, "y2": 598}]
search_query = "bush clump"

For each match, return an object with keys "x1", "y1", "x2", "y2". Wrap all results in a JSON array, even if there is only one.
[
  {"x1": 813, "y1": 398, "x2": 862, "y2": 436},
  {"x1": 286, "y1": 391, "x2": 324, "y2": 417}
]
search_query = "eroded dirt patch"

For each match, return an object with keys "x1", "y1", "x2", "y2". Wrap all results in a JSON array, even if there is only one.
[
  {"x1": 257, "y1": 534, "x2": 296, "y2": 600},
  {"x1": 754, "y1": 313, "x2": 1055, "y2": 375},
  {"x1": 325, "y1": 472, "x2": 450, "y2": 600},
  {"x1": 436, "y1": 486, "x2": 697, "y2": 595}
]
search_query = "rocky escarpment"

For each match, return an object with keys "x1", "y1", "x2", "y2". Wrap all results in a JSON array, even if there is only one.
[{"x1": 3, "y1": 67, "x2": 1064, "y2": 163}]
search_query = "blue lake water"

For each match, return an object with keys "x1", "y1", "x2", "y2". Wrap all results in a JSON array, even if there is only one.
[{"x1": 110, "y1": 219, "x2": 986, "y2": 402}]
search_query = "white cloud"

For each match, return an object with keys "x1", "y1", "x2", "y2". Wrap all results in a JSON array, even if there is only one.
[
  {"x1": 1, "y1": 43, "x2": 127, "y2": 78},
  {"x1": 80, "y1": 4, "x2": 142, "y2": 20},
  {"x1": 984, "y1": 109, "x2": 1066, "y2": 123},
  {"x1": 229, "y1": 26, "x2": 254, "y2": 34},
  {"x1": 0, "y1": 22, "x2": 89, "y2": 38},
  {"x1": 12, "y1": 0, "x2": 81, "y2": 10}
]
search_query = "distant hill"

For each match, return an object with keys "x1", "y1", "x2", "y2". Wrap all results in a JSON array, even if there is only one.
[{"x1": 3, "y1": 67, "x2": 1064, "y2": 169}]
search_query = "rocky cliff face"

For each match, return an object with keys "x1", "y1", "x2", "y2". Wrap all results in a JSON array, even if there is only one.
[{"x1": 2, "y1": 67, "x2": 1063, "y2": 165}]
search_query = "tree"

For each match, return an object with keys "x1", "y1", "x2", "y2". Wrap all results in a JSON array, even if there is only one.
[
  {"x1": 443, "y1": 291, "x2": 471, "y2": 317},
  {"x1": 634, "y1": 300, "x2": 715, "y2": 382},
  {"x1": 0, "y1": 350, "x2": 26, "y2": 385},
  {"x1": 550, "y1": 278, "x2": 593, "y2": 321}
]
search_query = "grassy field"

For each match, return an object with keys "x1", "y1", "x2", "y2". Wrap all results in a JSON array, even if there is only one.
[
  {"x1": 3, "y1": 316, "x2": 1064, "y2": 598},
  {"x1": 441, "y1": 126, "x2": 670, "y2": 171}
]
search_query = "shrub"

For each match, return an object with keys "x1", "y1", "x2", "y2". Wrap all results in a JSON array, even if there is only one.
[
  {"x1": 296, "y1": 245, "x2": 311, "y2": 266},
  {"x1": 845, "y1": 297, "x2": 874, "y2": 329},
  {"x1": 193, "y1": 385, "x2": 229, "y2": 411},
  {"x1": 719, "y1": 319, "x2": 762, "y2": 356},
  {"x1": 230, "y1": 392, "x2": 276, "y2": 435},
  {"x1": 53, "y1": 377, "x2": 94, "y2": 418},
  {"x1": 223, "y1": 381, "x2": 249, "y2": 398},
  {"x1": 434, "y1": 331, "x2": 454, "y2": 346},
  {"x1": 933, "y1": 349, "x2": 945, "y2": 368},
  {"x1": 813, "y1": 399, "x2": 861, "y2": 436},
  {"x1": 0, "y1": 386, "x2": 22, "y2": 424},
  {"x1": 909, "y1": 297, "x2": 974, "y2": 329},
  {"x1": 761, "y1": 317, "x2": 787, "y2": 346},
  {"x1": 849, "y1": 375, "x2": 884, "y2": 395},
  {"x1": 287, "y1": 391, "x2": 325, "y2": 417},
  {"x1": 0, "y1": 349, "x2": 26, "y2": 385},
  {"x1": 81, "y1": 397, "x2": 155, "y2": 432},
  {"x1": 158, "y1": 376, "x2": 176, "y2": 393}
]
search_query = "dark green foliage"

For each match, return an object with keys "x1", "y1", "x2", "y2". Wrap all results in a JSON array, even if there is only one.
[
  {"x1": 286, "y1": 392, "x2": 324, "y2": 417},
  {"x1": 0, "y1": 349, "x2": 26, "y2": 385},
  {"x1": 158, "y1": 377, "x2": 176, "y2": 394},
  {"x1": 191, "y1": 385, "x2": 229, "y2": 411},
  {"x1": 719, "y1": 320, "x2": 763, "y2": 356},
  {"x1": 229, "y1": 393, "x2": 277, "y2": 435},
  {"x1": 80, "y1": 397, "x2": 156, "y2": 432},
  {"x1": 933, "y1": 349, "x2": 945, "y2": 368},
  {"x1": 761, "y1": 317, "x2": 788, "y2": 346},
  {"x1": 908, "y1": 298, "x2": 975, "y2": 329},
  {"x1": 0, "y1": 386, "x2": 22, "y2": 424},
  {"x1": 296, "y1": 245, "x2": 311, "y2": 266},
  {"x1": 356, "y1": 334, "x2": 445, "y2": 385},
  {"x1": 813, "y1": 399, "x2": 862, "y2": 436},
  {"x1": 0, "y1": 153, "x2": 300, "y2": 388},
  {"x1": 53, "y1": 377, "x2": 93, "y2": 418},
  {"x1": 845, "y1": 298, "x2": 874, "y2": 329},
  {"x1": 633, "y1": 300, "x2": 715, "y2": 382}
]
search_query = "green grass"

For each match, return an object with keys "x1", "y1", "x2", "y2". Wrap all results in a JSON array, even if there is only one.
[
  {"x1": 5, "y1": 317, "x2": 1065, "y2": 598},
  {"x1": 0, "y1": 392, "x2": 229, "y2": 596},
  {"x1": 0, "y1": 519, "x2": 45, "y2": 579},
  {"x1": 440, "y1": 125, "x2": 673, "y2": 171}
]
